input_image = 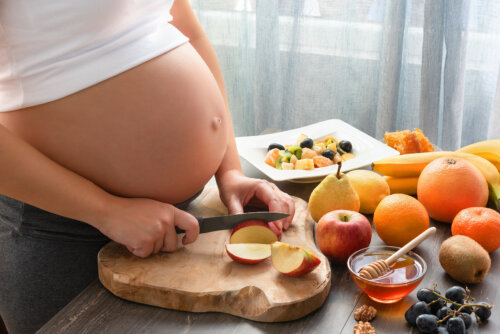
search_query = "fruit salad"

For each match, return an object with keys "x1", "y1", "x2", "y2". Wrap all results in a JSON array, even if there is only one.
[{"x1": 264, "y1": 134, "x2": 355, "y2": 170}]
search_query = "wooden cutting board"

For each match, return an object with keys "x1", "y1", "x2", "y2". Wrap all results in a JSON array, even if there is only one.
[{"x1": 98, "y1": 187, "x2": 331, "y2": 322}]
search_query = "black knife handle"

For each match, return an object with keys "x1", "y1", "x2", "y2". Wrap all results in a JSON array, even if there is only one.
[{"x1": 175, "y1": 217, "x2": 203, "y2": 234}]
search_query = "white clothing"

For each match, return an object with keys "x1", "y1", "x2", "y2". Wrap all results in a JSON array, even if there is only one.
[{"x1": 0, "y1": 0, "x2": 188, "y2": 112}]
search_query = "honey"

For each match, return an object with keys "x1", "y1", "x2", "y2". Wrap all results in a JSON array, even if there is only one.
[{"x1": 348, "y1": 249, "x2": 426, "y2": 304}]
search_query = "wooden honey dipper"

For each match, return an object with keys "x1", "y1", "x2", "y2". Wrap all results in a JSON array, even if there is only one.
[{"x1": 358, "y1": 227, "x2": 436, "y2": 280}]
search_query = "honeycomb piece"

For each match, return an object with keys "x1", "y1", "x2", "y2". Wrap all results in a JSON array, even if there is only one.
[{"x1": 414, "y1": 128, "x2": 434, "y2": 152}]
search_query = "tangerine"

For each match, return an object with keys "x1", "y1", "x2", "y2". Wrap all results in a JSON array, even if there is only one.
[
  {"x1": 451, "y1": 207, "x2": 500, "y2": 252},
  {"x1": 373, "y1": 194, "x2": 430, "y2": 247},
  {"x1": 417, "y1": 157, "x2": 488, "y2": 223}
]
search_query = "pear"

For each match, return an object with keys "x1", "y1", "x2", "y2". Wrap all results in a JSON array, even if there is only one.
[
  {"x1": 439, "y1": 235, "x2": 491, "y2": 284},
  {"x1": 308, "y1": 162, "x2": 360, "y2": 222}
]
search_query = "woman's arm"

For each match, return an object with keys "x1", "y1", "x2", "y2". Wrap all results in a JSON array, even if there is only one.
[
  {"x1": 0, "y1": 123, "x2": 199, "y2": 257},
  {"x1": 170, "y1": 1, "x2": 295, "y2": 229},
  {"x1": 0, "y1": 122, "x2": 111, "y2": 225}
]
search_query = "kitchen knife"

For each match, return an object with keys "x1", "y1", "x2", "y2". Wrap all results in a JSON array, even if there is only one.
[{"x1": 175, "y1": 211, "x2": 290, "y2": 234}]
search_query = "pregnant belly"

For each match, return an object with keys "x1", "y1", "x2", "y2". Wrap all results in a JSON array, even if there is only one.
[{"x1": 0, "y1": 43, "x2": 229, "y2": 204}]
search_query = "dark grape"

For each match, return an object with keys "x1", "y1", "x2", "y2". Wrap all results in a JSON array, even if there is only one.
[
  {"x1": 321, "y1": 149, "x2": 335, "y2": 160},
  {"x1": 475, "y1": 301, "x2": 492, "y2": 321},
  {"x1": 433, "y1": 327, "x2": 449, "y2": 334},
  {"x1": 446, "y1": 316, "x2": 465, "y2": 334},
  {"x1": 436, "y1": 306, "x2": 452, "y2": 320},
  {"x1": 445, "y1": 286, "x2": 466, "y2": 304},
  {"x1": 405, "y1": 301, "x2": 432, "y2": 326},
  {"x1": 299, "y1": 138, "x2": 313, "y2": 149},
  {"x1": 416, "y1": 314, "x2": 439, "y2": 333},
  {"x1": 430, "y1": 299, "x2": 446, "y2": 314},
  {"x1": 459, "y1": 313, "x2": 472, "y2": 329},
  {"x1": 339, "y1": 140, "x2": 352, "y2": 152},
  {"x1": 418, "y1": 288, "x2": 441, "y2": 303},
  {"x1": 267, "y1": 143, "x2": 285, "y2": 151}
]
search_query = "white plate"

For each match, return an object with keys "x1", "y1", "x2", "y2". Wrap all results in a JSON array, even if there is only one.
[{"x1": 236, "y1": 119, "x2": 400, "y2": 183}]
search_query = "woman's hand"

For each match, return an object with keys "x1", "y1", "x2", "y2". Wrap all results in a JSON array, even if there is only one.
[
  {"x1": 97, "y1": 197, "x2": 199, "y2": 258},
  {"x1": 217, "y1": 171, "x2": 295, "y2": 231}
]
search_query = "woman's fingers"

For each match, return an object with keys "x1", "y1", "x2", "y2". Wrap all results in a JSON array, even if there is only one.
[
  {"x1": 255, "y1": 180, "x2": 295, "y2": 230},
  {"x1": 174, "y1": 208, "x2": 200, "y2": 245},
  {"x1": 162, "y1": 219, "x2": 178, "y2": 252}
]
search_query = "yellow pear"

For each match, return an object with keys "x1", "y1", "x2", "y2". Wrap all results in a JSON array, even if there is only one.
[{"x1": 308, "y1": 162, "x2": 360, "y2": 221}]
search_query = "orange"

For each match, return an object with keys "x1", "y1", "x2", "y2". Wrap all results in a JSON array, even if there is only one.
[
  {"x1": 451, "y1": 207, "x2": 500, "y2": 252},
  {"x1": 417, "y1": 157, "x2": 488, "y2": 223},
  {"x1": 373, "y1": 194, "x2": 430, "y2": 247}
]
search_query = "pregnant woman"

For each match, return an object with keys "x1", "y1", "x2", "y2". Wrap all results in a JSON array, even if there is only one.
[{"x1": 0, "y1": 1, "x2": 295, "y2": 333}]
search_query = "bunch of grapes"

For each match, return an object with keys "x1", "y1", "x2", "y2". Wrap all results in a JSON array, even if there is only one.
[{"x1": 404, "y1": 285, "x2": 493, "y2": 334}]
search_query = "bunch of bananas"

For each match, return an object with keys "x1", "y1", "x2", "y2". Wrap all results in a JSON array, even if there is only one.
[{"x1": 372, "y1": 139, "x2": 500, "y2": 210}]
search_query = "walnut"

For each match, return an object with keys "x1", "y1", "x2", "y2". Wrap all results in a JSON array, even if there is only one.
[
  {"x1": 353, "y1": 321, "x2": 376, "y2": 334},
  {"x1": 354, "y1": 305, "x2": 377, "y2": 322}
]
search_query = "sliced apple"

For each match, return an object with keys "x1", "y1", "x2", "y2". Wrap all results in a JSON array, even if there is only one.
[
  {"x1": 225, "y1": 243, "x2": 271, "y2": 264},
  {"x1": 230, "y1": 220, "x2": 280, "y2": 244},
  {"x1": 271, "y1": 241, "x2": 321, "y2": 277}
]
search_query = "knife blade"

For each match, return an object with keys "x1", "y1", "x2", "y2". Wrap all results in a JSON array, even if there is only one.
[{"x1": 175, "y1": 211, "x2": 290, "y2": 234}]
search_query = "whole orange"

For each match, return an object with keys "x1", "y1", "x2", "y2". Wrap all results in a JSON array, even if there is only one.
[
  {"x1": 373, "y1": 194, "x2": 430, "y2": 247},
  {"x1": 417, "y1": 157, "x2": 488, "y2": 223},
  {"x1": 451, "y1": 207, "x2": 500, "y2": 252}
]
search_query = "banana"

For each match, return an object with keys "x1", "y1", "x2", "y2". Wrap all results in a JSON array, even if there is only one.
[
  {"x1": 384, "y1": 176, "x2": 418, "y2": 195},
  {"x1": 372, "y1": 151, "x2": 500, "y2": 210},
  {"x1": 457, "y1": 139, "x2": 500, "y2": 172},
  {"x1": 372, "y1": 151, "x2": 498, "y2": 181}
]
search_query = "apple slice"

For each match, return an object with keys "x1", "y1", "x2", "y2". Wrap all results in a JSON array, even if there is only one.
[
  {"x1": 225, "y1": 243, "x2": 271, "y2": 264},
  {"x1": 230, "y1": 220, "x2": 280, "y2": 244},
  {"x1": 271, "y1": 241, "x2": 321, "y2": 277}
]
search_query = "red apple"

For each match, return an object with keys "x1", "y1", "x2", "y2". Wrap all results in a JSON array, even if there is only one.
[
  {"x1": 315, "y1": 210, "x2": 371, "y2": 264},
  {"x1": 225, "y1": 243, "x2": 271, "y2": 264},
  {"x1": 230, "y1": 220, "x2": 280, "y2": 244},
  {"x1": 271, "y1": 241, "x2": 321, "y2": 277}
]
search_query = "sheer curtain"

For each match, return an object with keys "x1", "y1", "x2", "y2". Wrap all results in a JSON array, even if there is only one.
[{"x1": 192, "y1": 0, "x2": 500, "y2": 150}]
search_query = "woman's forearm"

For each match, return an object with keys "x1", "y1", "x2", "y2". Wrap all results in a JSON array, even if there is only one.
[{"x1": 0, "y1": 123, "x2": 112, "y2": 228}]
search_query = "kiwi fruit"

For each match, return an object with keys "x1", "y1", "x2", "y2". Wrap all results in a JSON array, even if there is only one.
[{"x1": 439, "y1": 235, "x2": 491, "y2": 283}]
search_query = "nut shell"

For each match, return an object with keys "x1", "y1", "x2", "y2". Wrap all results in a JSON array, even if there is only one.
[
  {"x1": 354, "y1": 321, "x2": 376, "y2": 334},
  {"x1": 354, "y1": 305, "x2": 377, "y2": 322}
]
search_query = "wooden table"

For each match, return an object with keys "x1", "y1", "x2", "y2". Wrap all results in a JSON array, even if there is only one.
[{"x1": 38, "y1": 160, "x2": 499, "y2": 334}]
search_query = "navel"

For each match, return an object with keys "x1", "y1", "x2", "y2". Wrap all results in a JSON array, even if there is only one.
[{"x1": 212, "y1": 116, "x2": 222, "y2": 130}]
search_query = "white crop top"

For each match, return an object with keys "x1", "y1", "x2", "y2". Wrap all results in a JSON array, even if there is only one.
[{"x1": 0, "y1": 0, "x2": 189, "y2": 112}]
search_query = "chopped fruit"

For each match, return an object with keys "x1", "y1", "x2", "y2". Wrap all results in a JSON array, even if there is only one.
[
  {"x1": 300, "y1": 138, "x2": 314, "y2": 149},
  {"x1": 230, "y1": 220, "x2": 280, "y2": 244},
  {"x1": 312, "y1": 145, "x2": 323, "y2": 155},
  {"x1": 301, "y1": 148, "x2": 317, "y2": 159},
  {"x1": 265, "y1": 134, "x2": 355, "y2": 170},
  {"x1": 225, "y1": 243, "x2": 271, "y2": 264},
  {"x1": 281, "y1": 162, "x2": 295, "y2": 170},
  {"x1": 267, "y1": 143, "x2": 285, "y2": 151},
  {"x1": 341, "y1": 153, "x2": 356, "y2": 161},
  {"x1": 271, "y1": 241, "x2": 321, "y2": 277},
  {"x1": 264, "y1": 148, "x2": 280, "y2": 167},
  {"x1": 296, "y1": 133, "x2": 308, "y2": 145},
  {"x1": 295, "y1": 158, "x2": 314, "y2": 170},
  {"x1": 321, "y1": 149, "x2": 335, "y2": 160},
  {"x1": 313, "y1": 155, "x2": 334, "y2": 168},
  {"x1": 339, "y1": 140, "x2": 352, "y2": 153}
]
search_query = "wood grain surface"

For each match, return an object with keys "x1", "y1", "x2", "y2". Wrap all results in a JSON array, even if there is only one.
[
  {"x1": 98, "y1": 187, "x2": 331, "y2": 322},
  {"x1": 39, "y1": 162, "x2": 500, "y2": 334}
]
